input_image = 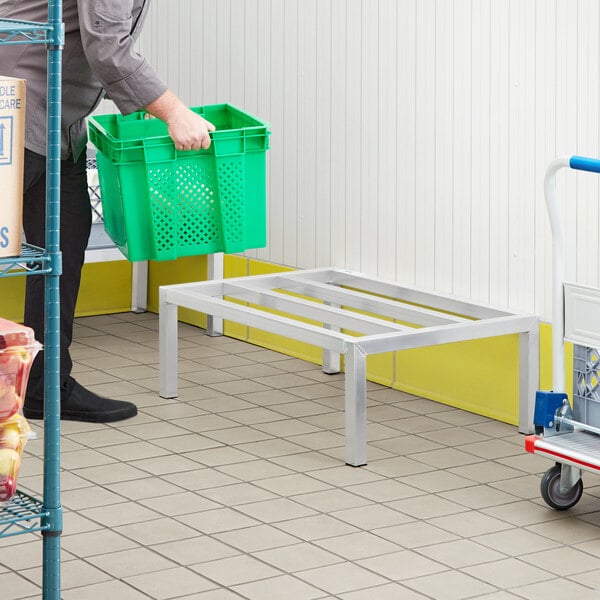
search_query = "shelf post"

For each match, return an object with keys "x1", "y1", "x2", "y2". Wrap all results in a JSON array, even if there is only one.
[{"x1": 41, "y1": 1, "x2": 64, "y2": 598}]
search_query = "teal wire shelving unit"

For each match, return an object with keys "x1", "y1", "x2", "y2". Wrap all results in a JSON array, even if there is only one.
[{"x1": 0, "y1": 3, "x2": 63, "y2": 598}]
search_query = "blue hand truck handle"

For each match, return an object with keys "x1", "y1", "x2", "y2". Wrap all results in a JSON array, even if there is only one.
[{"x1": 569, "y1": 156, "x2": 600, "y2": 173}]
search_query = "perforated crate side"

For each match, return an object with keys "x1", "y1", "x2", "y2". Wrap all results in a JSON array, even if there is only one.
[{"x1": 573, "y1": 344, "x2": 600, "y2": 426}]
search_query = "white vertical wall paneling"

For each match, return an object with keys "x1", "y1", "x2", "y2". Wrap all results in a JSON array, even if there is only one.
[
  {"x1": 395, "y1": 1, "x2": 417, "y2": 285},
  {"x1": 172, "y1": 1, "x2": 186, "y2": 102},
  {"x1": 283, "y1": 0, "x2": 299, "y2": 267},
  {"x1": 359, "y1": 0, "x2": 379, "y2": 275},
  {"x1": 200, "y1": 0, "x2": 218, "y2": 105},
  {"x1": 507, "y1": 0, "x2": 526, "y2": 311},
  {"x1": 590, "y1": 0, "x2": 600, "y2": 292},
  {"x1": 470, "y1": 0, "x2": 491, "y2": 304},
  {"x1": 164, "y1": 1, "x2": 179, "y2": 97},
  {"x1": 576, "y1": 0, "x2": 590, "y2": 286},
  {"x1": 267, "y1": 0, "x2": 285, "y2": 264},
  {"x1": 314, "y1": 0, "x2": 333, "y2": 268},
  {"x1": 577, "y1": 0, "x2": 600, "y2": 290},
  {"x1": 229, "y1": 0, "x2": 245, "y2": 107},
  {"x1": 562, "y1": 0, "x2": 578, "y2": 304},
  {"x1": 434, "y1": 0, "x2": 454, "y2": 295},
  {"x1": 137, "y1": 3, "x2": 171, "y2": 96},
  {"x1": 256, "y1": 0, "x2": 271, "y2": 119},
  {"x1": 330, "y1": 0, "x2": 348, "y2": 269},
  {"x1": 414, "y1": 0, "x2": 436, "y2": 290},
  {"x1": 552, "y1": 0, "x2": 567, "y2": 320},
  {"x1": 131, "y1": 1, "x2": 600, "y2": 322},
  {"x1": 452, "y1": 0, "x2": 471, "y2": 298},
  {"x1": 243, "y1": 0, "x2": 259, "y2": 115},
  {"x1": 534, "y1": 1, "x2": 557, "y2": 319},
  {"x1": 488, "y1": 0, "x2": 510, "y2": 309},
  {"x1": 239, "y1": 0, "x2": 259, "y2": 262},
  {"x1": 377, "y1": 0, "x2": 398, "y2": 281},
  {"x1": 344, "y1": 0, "x2": 363, "y2": 271},
  {"x1": 593, "y1": 0, "x2": 600, "y2": 292},
  {"x1": 215, "y1": 0, "x2": 231, "y2": 103},
  {"x1": 174, "y1": 1, "x2": 184, "y2": 96},
  {"x1": 238, "y1": 0, "x2": 258, "y2": 261},
  {"x1": 252, "y1": 0, "x2": 272, "y2": 262},
  {"x1": 523, "y1": 0, "x2": 537, "y2": 313},
  {"x1": 296, "y1": 0, "x2": 317, "y2": 269}
]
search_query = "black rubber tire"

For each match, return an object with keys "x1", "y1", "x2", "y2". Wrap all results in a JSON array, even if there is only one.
[{"x1": 540, "y1": 464, "x2": 583, "y2": 510}]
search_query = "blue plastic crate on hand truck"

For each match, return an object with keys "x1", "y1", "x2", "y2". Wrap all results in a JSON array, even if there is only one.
[{"x1": 526, "y1": 156, "x2": 600, "y2": 510}]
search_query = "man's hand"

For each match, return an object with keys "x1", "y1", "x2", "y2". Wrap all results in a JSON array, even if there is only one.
[
  {"x1": 145, "y1": 90, "x2": 216, "y2": 150},
  {"x1": 167, "y1": 105, "x2": 215, "y2": 151}
]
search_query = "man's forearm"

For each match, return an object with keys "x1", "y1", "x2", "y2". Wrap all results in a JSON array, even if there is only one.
[{"x1": 145, "y1": 89, "x2": 187, "y2": 124}]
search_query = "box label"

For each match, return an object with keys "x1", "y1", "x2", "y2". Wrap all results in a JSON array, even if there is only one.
[
  {"x1": 0, "y1": 77, "x2": 26, "y2": 258},
  {"x1": 0, "y1": 116, "x2": 14, "y2": 166}
]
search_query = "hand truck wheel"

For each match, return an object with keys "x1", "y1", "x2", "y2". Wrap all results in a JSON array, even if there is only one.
[{"x1": 540, "y1": 464, "x2": 583, "y2": 510}]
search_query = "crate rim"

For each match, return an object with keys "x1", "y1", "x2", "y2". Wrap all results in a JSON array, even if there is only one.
[{"x1": 87, "y1": 103, "x2": 271, "y2": 148}]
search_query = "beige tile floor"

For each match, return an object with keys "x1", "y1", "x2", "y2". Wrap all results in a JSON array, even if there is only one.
[{"x1": 3, "y1": 312, "x2": 600, "y2": 599}]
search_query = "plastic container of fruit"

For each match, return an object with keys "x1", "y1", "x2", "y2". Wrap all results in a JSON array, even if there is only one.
[
  {"x1": 0, "y1": 318, "x2": 42, "y2": 421},
  {"x1": 0, "y1": 413, "x2": 36, "y2": 504}
]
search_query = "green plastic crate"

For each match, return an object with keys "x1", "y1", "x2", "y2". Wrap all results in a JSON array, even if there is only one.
[{"x1": 87, "y1": 104, "x2": 270, "y2": 261}]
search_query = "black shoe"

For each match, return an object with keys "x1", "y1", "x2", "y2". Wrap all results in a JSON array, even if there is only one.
[{"x1": 24, "y1": 377, "x2": 138, "y2": 423}]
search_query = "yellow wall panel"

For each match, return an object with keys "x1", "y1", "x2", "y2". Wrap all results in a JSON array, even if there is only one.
[
  {"x1": 0, "y1": 276, "x2": 25, "y2": 322},
  {"x1": 366, "y1": 353, "x2": 395, "y2": 389},
  {"x1": 392, "y1": 335, "x2": 520, "y2": 425},
  {"x1": 147, "y1": 255, "x2": 208, "y2": 328},
  {"x1": 0, "y1": 261, "x2": 132, "y2": 322},
  {"x1": 76, "y1": 262, "x2": 133, "y2": 316}
]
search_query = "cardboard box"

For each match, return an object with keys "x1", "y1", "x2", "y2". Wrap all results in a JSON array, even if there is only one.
[{"x1": 0, "y1": 76, "x2": 25, "y2": 258}]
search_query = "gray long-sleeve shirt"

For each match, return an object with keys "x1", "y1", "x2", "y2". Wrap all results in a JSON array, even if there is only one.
[{"x1": 0, "y1": 0, "x2": 167, "y2": 159}]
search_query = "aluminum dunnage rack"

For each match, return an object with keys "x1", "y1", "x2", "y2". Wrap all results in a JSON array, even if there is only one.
[{"x1": 160, "y1": 267, "x2": 539, "y2": 466}]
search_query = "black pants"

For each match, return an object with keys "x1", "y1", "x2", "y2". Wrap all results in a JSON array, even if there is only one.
[{"x1": 23, "y1": 149, "x2": 92, "y2": 399}]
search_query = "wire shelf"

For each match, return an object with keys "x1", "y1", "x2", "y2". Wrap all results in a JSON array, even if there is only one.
[
  {"x1": 0, "y1": 244, "x2": 51, "y2": 277},
  {"x1": 0, "y1": 490, "x2": 48, "y2": 538},
  {"x1": 0, "y1": 19, "x2": 51, "y2": 44}
]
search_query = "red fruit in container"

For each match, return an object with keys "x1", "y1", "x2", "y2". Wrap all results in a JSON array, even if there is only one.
[
  {"x1": 1, "y1": 347, "x2": 35, "y2": 399},
  {"x1": 0, "y1": 319, "x2": 41, "y2": 505},
  {"x1": 0, "y1": 417, "x2": 35, "y2": 504},
  {"x1": 0, "y1": 422, "x2": 20, "y2": 450},
  {"x1": 0, "y1": 318, "x2": 41, "y2": 408},
  {"x1": 0, "y1": 414, "x2": 32, "y2": 452},
  {"x1": 0, "y1": 447, "x2": 20, "y2": 475},
  {"x1": 0, "y1": 330, "x2": 31, "y2": 349},
  {"x1": 0, "y1": 475, "x2": 17, "y2": 503},
  {"x1": 0, "y1": 376, "x2": 20, "y2": 421},
  {"x1": 0, "y1": 447, "x2": 21, "y2": 503}
]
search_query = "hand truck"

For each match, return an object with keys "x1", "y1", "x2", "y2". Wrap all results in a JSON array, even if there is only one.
[{"x1": 526, "y1": 156, "x2": 600, "y2": 510}]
